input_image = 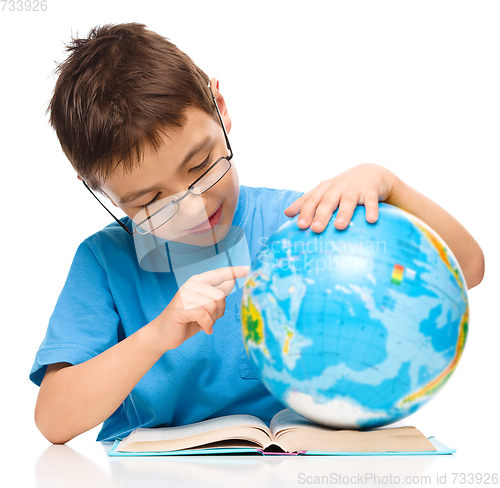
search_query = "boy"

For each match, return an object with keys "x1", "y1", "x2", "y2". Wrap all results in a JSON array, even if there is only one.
[{"x1": 30, "y1": 23, "x2": 484, "y2": 445}]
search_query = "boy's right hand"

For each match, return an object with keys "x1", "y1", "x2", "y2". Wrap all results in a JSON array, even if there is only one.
[{"x1": 155, "y1": 266, "x2": 251, "y2": 351}]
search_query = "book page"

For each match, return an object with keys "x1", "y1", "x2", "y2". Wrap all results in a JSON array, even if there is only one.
[
  {"x1": 269, "y1": 409, "x2": 435, "y2": 453},
  {"x1": 117, "y1": 414, "x2": 272, "y2": 451},
  {"x1": 270, "y1": 408, "x2": 408, "y2": 437}
]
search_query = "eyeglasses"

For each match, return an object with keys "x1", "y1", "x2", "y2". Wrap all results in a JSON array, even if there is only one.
[{"x1": 82, "y1": 85, "x2": 233, "y2": 236}]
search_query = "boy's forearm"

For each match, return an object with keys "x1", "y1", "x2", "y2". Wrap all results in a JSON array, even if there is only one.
[
  {"x1": 385, "y1": 176, "x2": 485, "y2": 289},
  {"x1": 35, "y1": 315, "x2": 167, "y2": 444}
]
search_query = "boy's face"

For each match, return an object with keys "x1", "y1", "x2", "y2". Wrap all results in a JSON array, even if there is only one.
[{"x1": 90, "y1": 92, "x2": 239, "y2": 247}]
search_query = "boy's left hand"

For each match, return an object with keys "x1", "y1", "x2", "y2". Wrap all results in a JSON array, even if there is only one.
[{"x1": 284, "y1": 162, "x2": 398, "y2": 233}]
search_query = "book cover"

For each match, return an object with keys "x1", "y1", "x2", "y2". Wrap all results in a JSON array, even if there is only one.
[{"x1": 107, "y1": 436, "x2": 455, "y2": 457}]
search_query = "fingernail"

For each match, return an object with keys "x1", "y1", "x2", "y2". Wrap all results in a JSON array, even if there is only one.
[{"x1": 299, "y1": 219, "x2": 307, "y2": 225}]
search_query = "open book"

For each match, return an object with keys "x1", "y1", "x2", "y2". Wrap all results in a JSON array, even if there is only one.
[{"x1": 108, "y1": 408, "x2": 454, "y2": 457}]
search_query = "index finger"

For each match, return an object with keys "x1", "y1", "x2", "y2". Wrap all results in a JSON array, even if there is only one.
[{"x1": 193, "y1": 266, "x2": 251, "y2": 287}]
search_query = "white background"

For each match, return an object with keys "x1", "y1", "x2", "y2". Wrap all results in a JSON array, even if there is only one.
[{"x1": 0, "y1": 1, "x2": 498, "y2": 487}]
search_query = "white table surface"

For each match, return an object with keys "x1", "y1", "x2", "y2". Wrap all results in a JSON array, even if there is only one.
[{"x1": 1, "y1": 407, "x2": 498, "y2": 488}]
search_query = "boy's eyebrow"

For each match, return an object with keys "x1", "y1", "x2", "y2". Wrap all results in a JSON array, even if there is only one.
[{"x1": 118, "y1": 136, "x2": 213, "y2": 204}]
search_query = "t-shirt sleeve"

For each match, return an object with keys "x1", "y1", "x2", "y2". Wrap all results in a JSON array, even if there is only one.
[{"x1": 29, "y1": 240, "x2": 121, "y2": 387}]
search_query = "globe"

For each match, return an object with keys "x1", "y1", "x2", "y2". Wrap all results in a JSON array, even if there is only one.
[{"x1": 241, "y1": 202, "x2": 469, "y2": 429}]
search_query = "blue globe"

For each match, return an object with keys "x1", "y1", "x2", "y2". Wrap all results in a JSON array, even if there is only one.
[{"x1": 241, "y1": 203, "x2": 469, "y2": 429}]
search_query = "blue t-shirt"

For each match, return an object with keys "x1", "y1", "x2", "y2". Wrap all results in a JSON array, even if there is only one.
[{"x1": 29, "y1": 185, "x2": 304, "y2": 442}]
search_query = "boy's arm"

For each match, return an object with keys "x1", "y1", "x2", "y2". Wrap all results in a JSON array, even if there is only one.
[
  {"x1": 35, "y1": 315, "x2": 167, "y2": 444},
  {"x1": 34, "y1": 265, "x2": 248, "y2": 444},
  {"x1": 385, "y1": 177, "x2": 485, "y2": 289}
]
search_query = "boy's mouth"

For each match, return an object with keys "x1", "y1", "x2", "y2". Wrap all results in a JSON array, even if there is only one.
[{"x1": 184, "y1": 203, "x2": 223, "y2": 235}]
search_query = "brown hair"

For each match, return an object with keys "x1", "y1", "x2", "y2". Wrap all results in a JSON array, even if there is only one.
[{"x1": 47, "y1": 22, "x2": 218, "y2": 194}]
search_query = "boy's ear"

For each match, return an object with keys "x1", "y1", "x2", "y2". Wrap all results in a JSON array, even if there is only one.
[
  {"x1": 209, "y1": 77, "x2": 232, "y2": 133},
  {"x1": 210, "y1": 77, "x2": 220, "y2": 93}
]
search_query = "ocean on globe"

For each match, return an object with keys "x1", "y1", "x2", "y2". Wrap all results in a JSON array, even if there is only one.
[{"x1": 240, "y1": 203, "x2": 469, "y2": 429}]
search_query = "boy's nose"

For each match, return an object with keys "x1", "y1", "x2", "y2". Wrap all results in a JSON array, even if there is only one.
[{"x1": 177, "y1": 192, "x2": 209, "y2": 222}]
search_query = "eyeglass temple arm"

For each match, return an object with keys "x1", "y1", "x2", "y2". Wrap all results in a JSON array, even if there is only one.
[
  {"x1": 209, "y1": 85, "x2": 233, "y2": 161},
  {"x1": 82, "y1": 180, "x2": 133, "y2": 236}
]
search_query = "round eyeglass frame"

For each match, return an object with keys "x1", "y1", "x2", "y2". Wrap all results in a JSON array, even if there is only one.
[{"x1": 81, "y1": 84, "x2": 233, "y2": 236}]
